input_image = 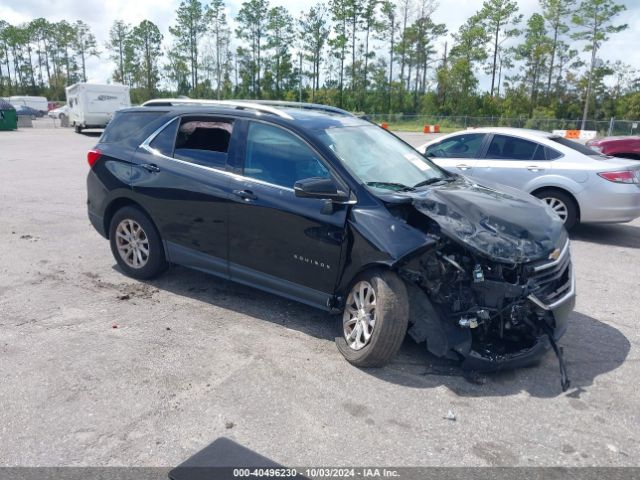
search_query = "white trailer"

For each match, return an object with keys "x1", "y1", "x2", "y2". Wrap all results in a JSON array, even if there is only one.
[
  {"x1": 8, "y1": 96, "x2": 48, "y2": 113},
  {"x1": 65, "y1": 83, "x2": 131, "y2": 133}
]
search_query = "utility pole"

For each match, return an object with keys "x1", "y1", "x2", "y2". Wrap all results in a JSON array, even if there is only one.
[{"x1": 299, "y1": 51, "x2": 303, "y2": 103}]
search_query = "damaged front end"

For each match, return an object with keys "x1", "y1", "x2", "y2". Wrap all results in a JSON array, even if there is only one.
[{"x1": 384, "y1": 178, "x2": 575, "y2": 388}]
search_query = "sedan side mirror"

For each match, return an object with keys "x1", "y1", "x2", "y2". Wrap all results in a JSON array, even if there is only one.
[{"x1": 294, "y1": 177, "x2": 349, "y2": 202}]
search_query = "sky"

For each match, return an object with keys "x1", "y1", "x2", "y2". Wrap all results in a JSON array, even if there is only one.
[{"x1": 1, "y1": 0, "x2": 639, "y2": 91}]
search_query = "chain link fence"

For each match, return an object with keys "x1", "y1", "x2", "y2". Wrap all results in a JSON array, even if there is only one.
[{"x1": 367, "y1": 114, "x2": 640, "y2": 137}]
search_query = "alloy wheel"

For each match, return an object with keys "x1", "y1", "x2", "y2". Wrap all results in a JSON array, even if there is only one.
[
  {"x1": 543, "y1": 196, "x2": 569, "y2": 222},
  {"x1": 343, "y1": 281, "x2": 377, "y2": 350},
  {"x1": 115, "y1": 219, "x2": 150, "y2": 269}
]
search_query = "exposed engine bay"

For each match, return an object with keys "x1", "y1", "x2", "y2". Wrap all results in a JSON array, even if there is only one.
[{"x1": 377, "y1": 181, "x2": 575, "y2": 390}]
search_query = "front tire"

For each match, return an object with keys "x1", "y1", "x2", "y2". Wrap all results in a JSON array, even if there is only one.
[
  {"x1": 108, "y1": 206, "x2": 168, "y2": 280},
  {"x1": 74, "y1": 123, "x2": 82, "y2": 133},
  {"x1": 336, "y1": 270, "x2": 409, "y2": 367},
  {"x1": 534, "y1": 189, "x2": 578, "y2": 229}
]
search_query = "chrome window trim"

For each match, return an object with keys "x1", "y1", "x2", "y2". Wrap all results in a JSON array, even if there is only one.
[
  {"x1": 139, "y1": 116, "x2": 180, "y2": 151},
  {"x1": 138, "y1": 116, "x2": 358, "y2": 200}
]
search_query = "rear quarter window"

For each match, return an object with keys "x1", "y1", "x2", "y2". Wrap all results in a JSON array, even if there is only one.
[
  {"x1": 100, "y1": 111, "x2": 166, "y2": 143},
  {"x1": 550, "y1": 136, "x2": 599, "y2": 156}
]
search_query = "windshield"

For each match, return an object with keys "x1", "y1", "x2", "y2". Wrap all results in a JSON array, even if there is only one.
[{"x1": 314, "y1": 125, "x2": 447, "y2": 191}]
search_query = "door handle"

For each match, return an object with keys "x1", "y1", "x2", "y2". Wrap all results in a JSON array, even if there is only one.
[
  {"x1": 456, "y1": 164, "x2": 470, "y2": 171},
  {"x1": 527, "y1": 165, "x2": 543, "y2": 172},
  {"x1": 141, "y1": 163, "x2": 161, "y2": 173},
  {"x1": 232, "y1": 189, "x2": 257, "y2": 201}
]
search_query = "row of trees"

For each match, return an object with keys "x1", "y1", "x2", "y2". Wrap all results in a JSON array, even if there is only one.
[{"x1": 1, "y1": 0, "x2": 637, "y2": 124}]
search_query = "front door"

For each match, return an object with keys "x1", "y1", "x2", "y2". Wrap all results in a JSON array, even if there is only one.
[
  {"x1": 424, "y1": 133, "x2": 487, "y2": 175},
  {"x1": 472, "y1": 134, "x2": 551, "y2": 189},
  {"x1": 227, "y1": 121, "x2": 349, "y2": 308}
]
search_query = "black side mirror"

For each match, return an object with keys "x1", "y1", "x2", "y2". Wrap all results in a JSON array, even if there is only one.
[{"x1": 294, "y1": 177, "x2": 349, "y2": 202}]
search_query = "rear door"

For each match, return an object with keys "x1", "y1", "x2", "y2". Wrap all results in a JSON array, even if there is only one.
[
  {"x1": 226, "y1": 120, "x2": 349, "y2": 307},
  {"x1": 131, "y1": 115, "x2": 239, "y2": 276},
  {"x1": 472, "y1": 134, "x2": 552, "y2": 189},
  {"x1": 423, "y1": 133, "x2": 487, "y2": 175}
]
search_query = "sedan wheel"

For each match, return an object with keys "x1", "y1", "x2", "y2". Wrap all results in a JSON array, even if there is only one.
[
  {"x1": 343, "y1": 281, "x2": 377, "y2": 351},
  {"x1": 533, "y1": 189, "x2": 578, "y2": 229},
  {"x1": 115, "y1": 219, "x2": 150, "y2": 269},
  {"x1": 542, "y1": 196, "x2": 569, "y2": 222}
]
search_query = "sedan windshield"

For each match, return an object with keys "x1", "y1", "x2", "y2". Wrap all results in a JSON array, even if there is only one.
[{"x1": 314, "y1": 125, "x2": 447, "y2": 191}]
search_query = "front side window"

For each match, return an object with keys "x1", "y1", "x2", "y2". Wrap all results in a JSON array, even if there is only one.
[
  {"x1": 244, "y1": 122, "x2": 329, "y2": 189},
  {"x1": 485, "y1": 135, "x2": 542, "y2": 161},
  {"x1": 425, "y1": 133, "x2": 486, "y2": 158},
  {"x1": 173, "y1": 117, "x2": 234, "y2": 169}
]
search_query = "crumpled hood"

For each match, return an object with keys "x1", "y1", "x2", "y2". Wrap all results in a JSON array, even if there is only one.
[{"x1": 405, "y1": 177, "x2": 566, "y2": 264}]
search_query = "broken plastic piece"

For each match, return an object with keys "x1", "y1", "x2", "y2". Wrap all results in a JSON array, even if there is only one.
[
  {"x1": 543, "y1": 324, "x2": 571, "y2": 392},
  {"x1": 458, "y1": 317, "x2": 479, "y2": 329},
  {"x1": 473, "y1": 264, "x2": 484, "y2": 283},
  {"x1": 444, "y1": 410, "x2": 456, "y2": 421}
]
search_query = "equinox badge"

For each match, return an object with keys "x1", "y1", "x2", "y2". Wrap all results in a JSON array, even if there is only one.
[{"x1": 293, "y1": 254, "x2": 331, "y2": 270}]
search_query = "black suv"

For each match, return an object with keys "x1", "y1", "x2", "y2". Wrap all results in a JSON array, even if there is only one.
[{"x1": 87, "y1": 100, "x2": 575, "y2": 379}]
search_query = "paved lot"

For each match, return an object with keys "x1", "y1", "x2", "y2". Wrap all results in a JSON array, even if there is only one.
[{"x1": 1, "y1": 126, "x2": 639, "y2": 467}]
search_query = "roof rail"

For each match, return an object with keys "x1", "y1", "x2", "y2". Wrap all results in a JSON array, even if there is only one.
[
  {"x1": 141, "y1": 98, "x2": 293, "y2": 120},
  {"x1": 248, "y1": 100, "x2": 354, "y2": 117}
]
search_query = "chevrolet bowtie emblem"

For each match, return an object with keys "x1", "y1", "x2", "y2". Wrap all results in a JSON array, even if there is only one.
[{"x1": 549, "y1": 249, "x2": 561, "y2": 260}]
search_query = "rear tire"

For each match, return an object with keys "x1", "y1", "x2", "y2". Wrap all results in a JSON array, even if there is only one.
[
  {"x1": 336, "y1": 270, "x2": 409, "y2": 367},
  {"x1": 534, "y1": 189, "x2": 578, "y2": 230},
  {"x1": 109, "y1": 206, "x2": 168, "y2": 280}
]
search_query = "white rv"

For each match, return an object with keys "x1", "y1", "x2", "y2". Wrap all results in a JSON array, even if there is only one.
[
  {"x1": 65, "y1": 83, "x2": 131, "y2": 133},
  {"x1": 8, "y1": 96, "x2": 48, "y2": 113}
]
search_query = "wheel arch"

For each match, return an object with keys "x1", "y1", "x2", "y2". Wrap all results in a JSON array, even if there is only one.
[
  {"x1": 103, "y1": 197, "x2": 159, "y2": 241},
  {"x1": 335, "y1": 261, "x2": 395, "y2": 302},
  {"x1": 530, "y1": 186, "x2": 581, "y2": 221}
]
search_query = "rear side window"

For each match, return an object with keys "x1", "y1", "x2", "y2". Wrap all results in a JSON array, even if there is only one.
[
  {"x1": 425, "y1": 134, "x2": 486, "y2": 158},
  {"x1": 101, "y1": 111, "x2": 165, "y2": 143},
  {"x1": 149, "y1": 119, "x2": 179, "y2": 157},
  {"x1": 545, "y1": 146, "x2": 563, "y2": 160},
  {"x1": 551, "y1": 136, "x2": 599, "y2": 156},
  {"x1": 173, "y1": 117, "x2": 234, "y2": 169},
  {"x1": 485, "y1": 135, "x2": 542, "y2": 161},
  {"x1": 244, "y1": 122, "x2": 330, "y2": 189}
]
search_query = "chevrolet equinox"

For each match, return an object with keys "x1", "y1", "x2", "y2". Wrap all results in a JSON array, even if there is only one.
[{"x1": 86, "y1": 100, "x2": 575, "y2": 388}]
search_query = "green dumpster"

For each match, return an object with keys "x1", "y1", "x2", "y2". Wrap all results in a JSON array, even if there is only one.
[{"x1": 0, "y1": 99, "x2": 17, "y2": 130}]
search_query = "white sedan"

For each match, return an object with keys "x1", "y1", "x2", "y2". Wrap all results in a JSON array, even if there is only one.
[
  {"x1": 418, "y1": 127, "x2": 640, "y2": 228},
  {"x1": 47, "y1": 105, "x2": 69, "y2": 120}
]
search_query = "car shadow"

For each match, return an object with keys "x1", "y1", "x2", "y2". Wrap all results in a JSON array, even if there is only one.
[
  {"x1": 571, "y1": 223, "x2": 640, "y2": 249},
  {"x1": 140, "y1": 266, "x2": 629, "y2": 399},
  {"x1": 79, "y1": 131, "x2": 103, "y2": 137},
  {"x1": 365, "y1": 311, "x2": 630, "y2": 398}
]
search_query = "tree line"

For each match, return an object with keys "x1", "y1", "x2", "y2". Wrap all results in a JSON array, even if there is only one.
[{"x1": 1, "y1": 0, "x2": 637, "y2": 126}]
